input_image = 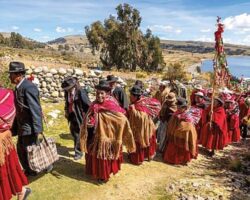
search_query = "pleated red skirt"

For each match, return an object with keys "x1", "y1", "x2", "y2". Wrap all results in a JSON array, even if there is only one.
[
  {"x1": 162, "y1": 142, "x2": 194, "y2": 165},
  {"x1": 200, "y1": 124, "x2": 227, "y2": 150},
  {"x1": 0, "y1": 149, "x2": 28, "y2": 200},
  {"x1": 228, "y1": 129, "x2": 241, "y2": 143},
  {"x1": 85, "y1": 151, "x2": 123, "y2": 181},
  {"x1": 129, "y1": 134, "x2": 156, "y2": 165}
]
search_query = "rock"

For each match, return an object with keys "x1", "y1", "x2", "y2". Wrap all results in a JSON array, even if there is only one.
[
  {"x1": 58, "y1": 68, "x2": 67, "y2": 75},
  {"x1": 34, "y1": 67, "x2": 43, "y2": 74},
  {"x1": 46, "y1": 73, "x2": 53, "y2": 78},
  {"x1": 42, "y1": 66, "x2": 49, "y2": 73},
  {"x1": 66, "y1": 68, "x2": 74, "y2": 74},
  {"x1": 51, "y1": 91, "x2": 59, "y2": 98},
  {"x1": 59, "y1": 91, "x2": 64, "y2": 98},
  {"x1": 50, "y1": 68, "x2": 58, "y2": 74},
  {"x1": 42, "y1": 88, "x2": 49, "y2": 93},
  {"x1": 26, "y1": 68, "x2": 32, "y2": 74},
  {"x1": 45, "y1": 78, "x2": 52, "y2": 83},
  {"x1": 51, "y1": 82, "x2": 57, "y2": 87},
  {"x1": 74, "y1": 68, "x2": 84, "y2": 76},
  {"x1": 54, "y1": 74, "x2": 60, "y2": 79},
  {"x1": 49, "y1": 87, "x2": 55, "y2": 92},
  {"x1": 192, "y1": 182, "x2": 200, "y2": 187}
]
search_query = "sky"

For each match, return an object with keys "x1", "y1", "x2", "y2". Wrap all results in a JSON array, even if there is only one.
[{"x1": 1, "y1": 0, "x2": 250, "y2": 45}]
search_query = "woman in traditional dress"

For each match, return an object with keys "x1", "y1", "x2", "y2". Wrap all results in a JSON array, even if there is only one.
[
  {"x1": 162, "y1": 98, "x2": 199, "y2": 165},
  {"x1": 200, "y1": 97, "x2": 228, "y2": 156},
  {"x1": 80, "y1": 80, "x2": 135, "y2": 182},
  {"x1": 0, "y1": 87, "x2": 31, "y2": 200},
  {"x1": 224, "y1": 96, "x2": 241, "y2": 143},
  {"x1": 128, "y1": 85, "x2": 161, "y2": 165}
]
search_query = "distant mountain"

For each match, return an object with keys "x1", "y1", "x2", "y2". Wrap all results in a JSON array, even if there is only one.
[{"x1": 47, "y1": 34, "x2": 250, "y2": 56}]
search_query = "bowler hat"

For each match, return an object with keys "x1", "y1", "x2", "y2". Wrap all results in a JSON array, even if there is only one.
[
  {"x1": 130, "y1": 85, "x2": 142, "y2": 96},
  {"x1": 176, "y1": 97, "x2": 188, "y2": 108},
  {"x1": 61, "y1": 76, "x2": 77, "y2": 91},
  {"x1": 107, "y1": 75, "x2": 118, "y2": 83},
  {"x1": 214, "y1": 97, "x2": 224, "y2": 105},
  {"x1": 95, "y1": 79, "x2": 111, "y2": 91},
  {"x1": 7, "y1": 62, "x2": 27, "y2": 73}
]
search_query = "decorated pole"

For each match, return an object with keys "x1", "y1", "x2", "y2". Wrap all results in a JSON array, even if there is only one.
[{"x1": 210, "y1": 16, "x2": 231, "y2": 127}]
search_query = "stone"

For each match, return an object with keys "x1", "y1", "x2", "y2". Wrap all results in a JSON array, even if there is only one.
[
  {"x1": 59, "y1": 91, "x2": 65, "y2": 98},
  {"x1": 50, "y1": 68, "x2": 58, "y2": 74},
  {"x1": 46, "y1": 73, "x2": 53, "y2": 78},
  {"x1": 74, "y1": 68, "x2": 83, "y2": 76},
  {"x1": 45, "y1": 78, "x2": 52, "y2": 83},
  {"x1": 51, "y1": 91, "x2": 59, "y2": 98},
  {"x1": 41, "y1": 81, "x2": 47, "y2": 88},
  {"x1": 54, "y1": 74, "x2": 60, "y2": 79},
  {"x1": 34, "y1": 67, "x2": 43, "y2": 74},
  {"x1": 42, "y1": 66, "x2": 49, "y2": 73},
  {"x1": 49, "y1": 87, "x2": 55, "y2": 92},
  {"x1": 42, "y1": 88, "x2": 49, "y2": 93},
  {"x1": 51, "y1": 82, "x2": 57, "y2": 87},
  {"x1": 26, "y1": 68, "x2": 32, "y2": 74},
  {"x1": 66, "y1": 68, "x2": 74, "y2": 74},
  {"x1": 58, "y1": 68, "x2": 67, "y2": 75}
]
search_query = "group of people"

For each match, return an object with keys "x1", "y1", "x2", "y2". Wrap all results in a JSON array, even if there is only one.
[{"x1": 0, "y1": 61, "x2": 250, "y2": 200}]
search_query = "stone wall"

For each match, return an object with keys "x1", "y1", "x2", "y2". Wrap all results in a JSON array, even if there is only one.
[{"x1": 26, "y1": 66, "x2": 101, "y2": 100}]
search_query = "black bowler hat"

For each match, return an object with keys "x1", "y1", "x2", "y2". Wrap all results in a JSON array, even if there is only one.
[
  {"x1": 7, "y1": 62, "x2": 27, "y2": 73},
  {"x1": 176, "y1": 97, "x2": 188, "y2": 108},
  {"x1": 130, "y1": 85, "x2": 143, "y2": 96},
  {"x1": 215, "y1": 97, "x2": 224, "y2": 105},
  {"x1": 107, "y1": 75, "x2": 118, "y2": 83},
  {"x1": 134, "y1": 80, "x2": 144, "y2": 89},
  {"x1": 95, "y1": 79, "x2": 111, "y2": 91},
  {"x1": 61, "y1": 76, "x2": 78, "y2": 91}
]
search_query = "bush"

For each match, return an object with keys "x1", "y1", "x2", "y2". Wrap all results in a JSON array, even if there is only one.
[{"x1": 136, "y1": 71, "x2": 147, "y2": 79}]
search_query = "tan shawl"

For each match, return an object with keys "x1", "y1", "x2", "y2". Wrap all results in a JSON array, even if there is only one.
[
  {"x1": 80, "y1": 111, "x2": 136, "y2": 160},
  {"x1": 128, "y1": 106, "x2": 156, "y2": 148},
  {"x1": 154, "y1": 87, "x2": 171, "y2": 104},
  {"x1": 165, "y1": 116, "x2": 197, "y2": 156},
  {"x1": 0, "y1": 130, "x2": 14, "y2": 166}
]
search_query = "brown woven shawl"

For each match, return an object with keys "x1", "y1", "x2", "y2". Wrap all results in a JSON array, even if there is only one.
[
  {"x1": 0, "y1": 130, "x2": 14, "y2": 166},
  {"x1": 80, "y1": 111, "x2": 136, "y2": 160}
]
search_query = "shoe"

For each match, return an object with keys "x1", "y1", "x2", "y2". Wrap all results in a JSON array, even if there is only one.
[
  {"x1": 25, "y1": 170, "x2": 37, "y2": 177},
  {"x1": 23, "y1": 188, "x2": 32, "y2": 200},
  {"x1": 74, "y1": 154, "x2": 83, "y2": 161},
  {"x1": 45, "y1": 165, "x2": 53, "y2": 173}
]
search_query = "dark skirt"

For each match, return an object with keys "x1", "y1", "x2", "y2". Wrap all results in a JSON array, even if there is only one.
[{"x1": 0, "y1": 149, "x2": 28, "y2": 200}]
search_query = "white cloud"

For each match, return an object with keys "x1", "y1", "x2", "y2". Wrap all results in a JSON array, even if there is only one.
[
  {"x1": 200, "y1": 28, "x2": 211, "y2": 33},
  {"x1": 223, "y1": 13, "x2": 250, "y2": 32},
  {"x1": 149, "y1": 25, "x2": 181, "y2": 34},
  {"x1": 11, "y1": 26, "x2": 19, "y2": 30},
  {"x1": 195, "y1": 35, "x2": 213, "y2": 42},
  {"x1": 175, "y1": 29, "x2": 182, "y2": 34},
  {"x1": 56, "y1": 26, "x2": 74, "y2": 33},
  {"x1": 33, "y1": 28, "x2": 42, "y2": 32}
]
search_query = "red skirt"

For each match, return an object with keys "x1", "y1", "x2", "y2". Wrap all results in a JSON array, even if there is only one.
[
  {"x1": 228, "y1": 129, "x2": 241, "y2": 143},
  {"x1": 0, "y1": 149, "x2": 28, "y2": 200},
  {"x1": 129, "y1": 134, "x2": 156, "y2": 165},
  {"x1": 85, "y1": 151, "x2": 123, "y2": 181},
  {"x1": 200, "y1": 124, "x2": 227, "y2": 150},
  {"x1": 162, "y1": 142, "x2": 194, "y2": 165}
]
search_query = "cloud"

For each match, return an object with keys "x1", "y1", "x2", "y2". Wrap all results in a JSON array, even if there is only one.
[
  {"x1": 11, "y1": 26, "x2": 19, "y2": 30},
  {"x1": 56, "y1": 26, "x2": 74, "y2": 33},
  {"x1": 149, "y1": 25, "x2": 182, "y2": 34},
  {"x1": 195, "y1": 35, "x2": 213, "y2": 42},
  {"x1": 33, "y1": 28, "x2": 42, "y2": 32},
  {"x1": 223, "y1": 13, "x2": 250, "y2": 32},
  {"x1": 200, "y1": 28, "x2": 211, "y2": 33}
]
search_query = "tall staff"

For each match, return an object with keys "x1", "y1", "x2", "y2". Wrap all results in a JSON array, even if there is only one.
[{"x1": 210, "y1": 17, "x2": 231, "y2": 127}]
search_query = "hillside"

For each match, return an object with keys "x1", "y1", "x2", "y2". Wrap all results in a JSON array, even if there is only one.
[{"x1": 47, "y1": 34, "x2": 250, "y2": 55}]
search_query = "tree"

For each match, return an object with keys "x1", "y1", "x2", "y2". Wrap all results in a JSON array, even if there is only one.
[
  {"x1": 85, "y1": 3, "x2": 165, "y2": 71},
  {"x1": 164, "y1": 62, "x2": 187, "y2": 81}
]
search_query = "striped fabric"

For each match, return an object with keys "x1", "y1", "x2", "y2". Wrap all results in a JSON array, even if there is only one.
[{"x1": 0, "y1": 88, "x2": 16, "y2": 132}]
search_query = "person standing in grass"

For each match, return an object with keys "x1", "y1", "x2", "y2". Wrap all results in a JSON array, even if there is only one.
[
  {"x1": 8, "y1": 62, "x2": 51, "y2": 176},
  {"x1": 62, "y1": 76, "x2": 91, "y2": 160},
  {"x1": 128, "y1": 85, "x2": 161, "y2": 165},
  {"x1": 0, "y1": 86, "x2": 31, "y2": 200},
  {"x1": 80, "y1": 80, "x2": 135, "y2": 182}
]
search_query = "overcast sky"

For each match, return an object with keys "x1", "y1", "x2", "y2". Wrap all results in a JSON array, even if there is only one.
[{"x1": 1, "y1": 0, "x2": 250, "y2": 45}]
